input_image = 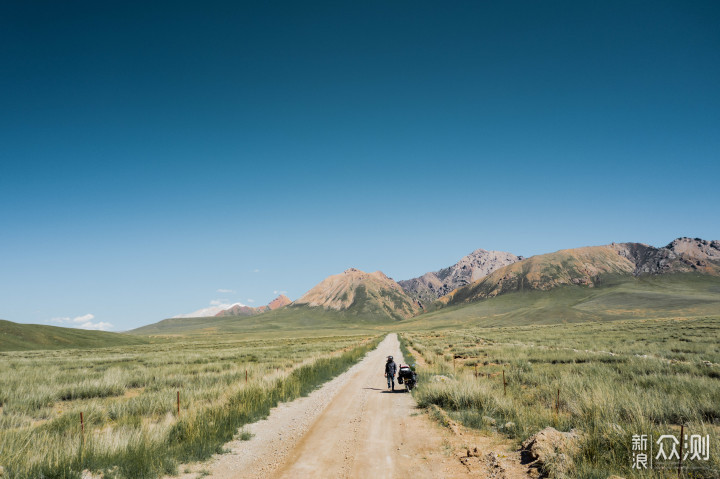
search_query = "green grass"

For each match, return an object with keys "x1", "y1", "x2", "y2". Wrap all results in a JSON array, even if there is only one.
[
  {"x1": 0, "y1": 334, "x2": 379, "y2": 478},
  {"x1": 0, "y1": 319, "x2": 149, "y2": 352},
  {"x1": 5, "y1": 272, "x2": 718, "y2": 477},
  {"x1": 402, "y1": 316, "x2": 720, "y2": 478}
]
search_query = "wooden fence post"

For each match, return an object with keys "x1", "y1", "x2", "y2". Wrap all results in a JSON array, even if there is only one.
[
  {"x1": 556, "y1": 388, "x2": 560, "y2": 415},
  {"x1": 79, "y1": 411, "x2": 85, "y2": 451},
  {"x1": 177, "y1": 391, "x2": 180, "y2": 416},
  {"x1": 502, "y1": 370, "x2": 507, "y2": 396},
  {"x1": 678, "y1": 424, "x2": 685, "y2": 477}
]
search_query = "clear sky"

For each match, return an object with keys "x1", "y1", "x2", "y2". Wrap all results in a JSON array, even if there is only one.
[{"x1": 1, "y1": 1, "x2": 718, "y2": 331}]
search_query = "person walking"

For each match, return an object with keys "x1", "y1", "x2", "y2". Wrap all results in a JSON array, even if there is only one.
[{"x1": 385, "y1": 355, "x2": 397, "y2": 391}]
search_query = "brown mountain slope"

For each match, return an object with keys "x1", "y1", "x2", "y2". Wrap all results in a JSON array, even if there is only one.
[
  {"x1": 267, "y1": 294, "x2": 291, "y2": 310},
  {"x1": 398, "y1": 249, "x2": 521, "y2": 306},
  {"x1": 434, "y1": 238, "x2": 720, "y2": 309},
  {"x1": 292, "y1": 268, "x2": 420, "y2": 320},
  {"x1": 215, "y1": 294, "x2": 292, "y2": 317},
  {"x1": 215, "y1": 305, "x2": 260, "y2": 317}
]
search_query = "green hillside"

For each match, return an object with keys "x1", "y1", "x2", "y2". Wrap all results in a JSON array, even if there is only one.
[
  {"x1": 129, "y1": 304, "x2": 390, "y2": 337},
  {"x1": 0, "y1": 320, "x2": 149, "y2": 351},
  {"x1": 130, "y1": 274, "x2": 720, "y2": 337},
  {"x1": 405, "y1": 273, "x2": 720, "y2": 330}
]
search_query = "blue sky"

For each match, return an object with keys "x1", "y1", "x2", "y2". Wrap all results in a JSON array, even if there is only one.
[{"x1": 1, "y1": 1, "x2": 718, "y2": 330}]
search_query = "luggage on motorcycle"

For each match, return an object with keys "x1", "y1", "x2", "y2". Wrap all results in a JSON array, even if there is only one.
[
  {"x1": 398, "y1": 365, "x2": 414, "y2": 379},
  {"x1": 397, "y1": 364, "x2": 417, "y2": 391}
]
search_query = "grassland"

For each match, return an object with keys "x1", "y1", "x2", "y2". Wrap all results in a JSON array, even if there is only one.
[
  {"x1": 5, "y1": 272, "x2": 717, "y2": 478},
  {"x1": 0, "y1": 320, "x2": 148, "y2": 352},
  {"x1": 0, "y1": 334, "x2": 379, "y2": 478},
  {"x1": 401, "y1": 316, "x2": 720, "y2": 478}
]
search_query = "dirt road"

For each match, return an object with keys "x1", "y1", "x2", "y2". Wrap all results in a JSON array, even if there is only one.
[
  {"x1": 275, "y1": 333, "x2": 452, "y2": 478},
  {"x1": 176, "y1": 334, "x2": 529, "y2": 479}
]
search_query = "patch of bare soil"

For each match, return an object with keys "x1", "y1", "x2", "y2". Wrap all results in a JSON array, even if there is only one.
[{"x1": 123, "y1": 387, "x2": 144, "y2": 399}]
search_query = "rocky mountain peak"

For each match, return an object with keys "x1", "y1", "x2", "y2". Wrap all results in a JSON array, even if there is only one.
[
  {"x1": 293, "y1": 268, "x2": 419, "y2": 320},
  {"x1": 398, "y1": 248, "x2": 522, "y2": 306},
  {"x1": 267, "y1": 294, "x2": 291, "y2": 310},
  {"x1": 667, "y1": 237, "x2": 720, "y2": 259},
  {"x1": 613, "y1": 237, "x2": 720, "y2": 275},
  {"x1": 434, "y1": 238, "x2": 720, "y2": 310}
]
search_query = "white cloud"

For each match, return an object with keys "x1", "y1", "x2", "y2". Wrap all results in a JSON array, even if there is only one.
[
  {"x1": 247, "y1": 298, "x2": 255, "y2": 303},
  {"x1": 49, "y1": 314, "x2": 113, "y2": 331},
  {"x1": 273, "y1": 290, "x2": 288, "y2": 295},
  {"x1": 217, "y1": 289, "x2": 234, "y2": 293},
  {"x1": 72, "y1": 313, "x2": 95, "y2": 324},
  {"x1": 79, "y1": 321, "x2": 114, "y2": 331},
  {"x1": 252, "y1": 269, "x2": 260, "y2": 273},
  {"x1": 173, "y1": 300, "x2": 245, "y2": 318}
]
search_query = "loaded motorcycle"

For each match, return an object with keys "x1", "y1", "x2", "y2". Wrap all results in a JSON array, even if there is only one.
[{"x1": 396, "y1": 364, "x2": 417, "y2": 391}]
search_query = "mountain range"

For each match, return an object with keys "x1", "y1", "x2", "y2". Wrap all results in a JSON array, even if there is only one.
[
  {"x1": 5, "y1": 237, "x2": 718, "y2": 350},
  {"x1": 174, "y1": 295, "x2": 292, "y2": 319},
  {"x1": 150, "y1": 237, "x2": 720, "y2": 331},
  {"x1": 398, "y1": 249, "x2": 522, "y2": 307},
  {"x1": 434, "y1": 237, "x2": 720, "y2": 309},
  {"x1": 215, "y1": 294, "x2": 292, "y2": 317}
]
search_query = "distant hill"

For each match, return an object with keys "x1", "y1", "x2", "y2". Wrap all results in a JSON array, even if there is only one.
[
  {"x1": 215, "y1": 294, "x2": 291, "y2": 317},
  {"x1": 291, "y1": 268, "x2": 420, "y2": 321},
  {"x1": 130, "y1": 272, "x2": 720, "y2": 336},
  {"x1": 398, "y1": 249, "x2": 521, "y2": 307},
  {"x1": 128, "y1": 306, "x2": 387, "y2": 337},
  {"x1": 433, "y1": 238, "x2": 720, "y2": 310},
  {"x1": 129, "y1": 272, "x2": 415, "y2": 336},
  {"x1": 173, "y1": 303, "x2": 244, "y2": 318},
  {"x1": 130, "y1": 237, "x2": 720, "y2": 335},
  {"x1": 267, "y1": 294, "x2": 292, "y2": 310},
  {"x1": 408, "y1": 273, "x2": 720, "y2": 329},
  {"x1": 0, "y1": 319, "x2": 148, "y2": 352},
  {"x1": 214, "y1": 304, "x2": 260, "y2": 317}
]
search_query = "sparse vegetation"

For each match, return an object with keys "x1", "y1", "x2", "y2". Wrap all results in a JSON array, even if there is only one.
[
  {"x1": 0, "y1": 319, "x2": 148, "y2": 352},
  {"x1": 0, "y1": 334, "x2": 379, "y2": 478},
  {"x1": 402, "y1": 317, "x2": 720, "y2": 478}
]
